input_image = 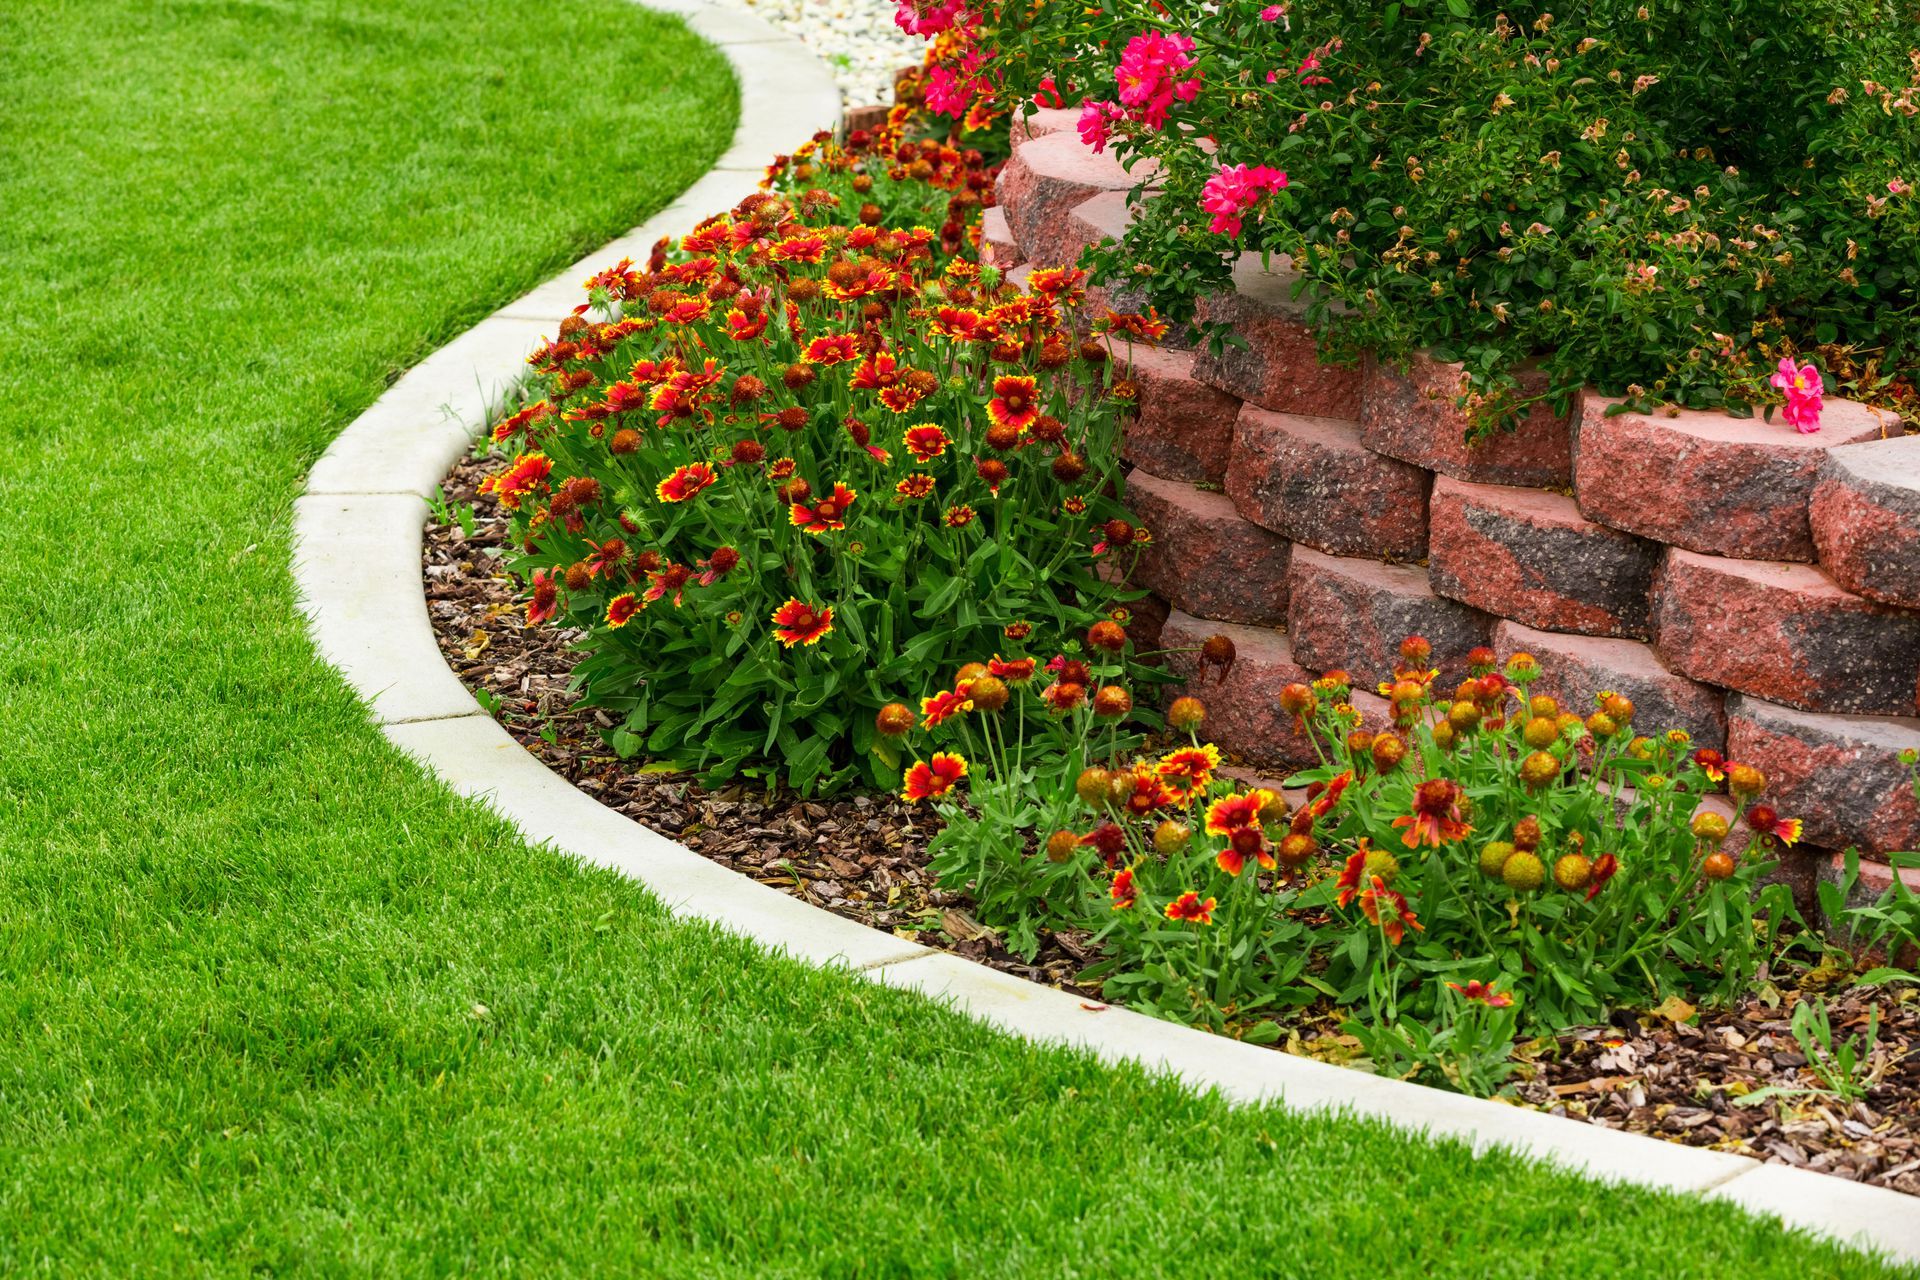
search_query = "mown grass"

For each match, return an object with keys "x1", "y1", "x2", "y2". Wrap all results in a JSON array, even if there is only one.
[{"x1": 0, "y1": 1, "x2": 1910, "y2": 1275}]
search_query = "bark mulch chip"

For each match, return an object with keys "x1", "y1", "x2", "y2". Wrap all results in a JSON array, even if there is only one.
[{"x1": 426, "y1": 452, "x2": 1918, "y2": 1194}]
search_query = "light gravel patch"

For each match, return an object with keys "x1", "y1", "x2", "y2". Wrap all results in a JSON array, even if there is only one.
[{"x1": 714, "y1": 0, "x2": 921, "y2": 106}]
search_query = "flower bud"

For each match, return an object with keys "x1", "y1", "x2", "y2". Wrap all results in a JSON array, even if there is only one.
[
  {"x1": 1520, "y1": 750, "x2": 1561, "y2": 791},
  {"x1": 1513, "y1": 815, "x2": 1543, "y2": 852},
  {"x1": 1553, "y1": 853, "x2": 1593, "y2": 892},
  {"x1": 1478, "y1": 841, "x2": 1516, "y2": 879},
  {"x1": 1521, "y1": 725, "x2": 1558, "y2": 766},
  {"x1": 1278, "y1": 832, "x2": 1317, "y2": 867},
  {"x1": 968, "y1": 675, "x2": 1009, "y2": 713},
  {"x1": 1045, "y1": 830, "x2": 1079, "y2": 863},
  {"x1": 1093, "y1": 685, "x2": 1133, "y2": 718},
  {"x1": 1167, "y1": 696, "x2": 1206, "y2": 732},
  {"x1": 1691, "y1": 812, "x2": 1730, "y2": 844},
  {"x1": 1728, "y1": 763, "x2": 1767, "y2": 798},
  {"x1": 1154, "y1": 820, "x2": 1191, "y2": 855},
  {"x1": 1371, "y1": 733, "x2": 1406, "y2": 773},
  {"x1": 1087, "y1": 620, "x2": 1128, "y2": 653},
  {"x1": 1703, "y1": 851, "x2": 1736, "y2": 881},
  {"x1": 1278, "y1": 682, "x2": 1315, "y2": 717},
  {"x1": 1364, "y1": 847, "x2": 1401, "y2": 884},
  {"x1": 1503, "y1": 851, "x2": 1546, "y2": 892},
  {"x1": 875, "y1": 703, "x2": 916, "y2": 736},
  {"x1": 1075, "y1": 767, "x2": 1112, "y2": 808}
]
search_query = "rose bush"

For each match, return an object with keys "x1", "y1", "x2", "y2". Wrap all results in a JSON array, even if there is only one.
[
  {"x1": 900, "y1": 0, "x2": 1920, "y2": 432},
  {"x1": 483, "y1": 119, "x2": 1160, "y2": 790}
]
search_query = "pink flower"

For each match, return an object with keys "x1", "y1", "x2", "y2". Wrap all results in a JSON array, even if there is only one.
[
  {"x1": 1077, "y1": 99, "x2": 1123, "y2": 153},
  {"x1": 1115, "y1": 31, "x2": 1200, "y2": 130},
  {"x1": 1890, "y1": 178, "x2": 1913, "y2": 196},
  {"x1": 1259, "y1": 4, "x2": 1286, "y2": 20},
  {"x1": 924, "y1": 38, "x2": 993, "y2": 119},
  {"x1": 893, "y1": 0, "x2": 965, "y2": 36},
  {"x1": 1771, "y1": 357, "x2": 1824, "y2": 433},
  {"x1": 1199, "y1": 162, "x2": 1289, "y2": 237}
]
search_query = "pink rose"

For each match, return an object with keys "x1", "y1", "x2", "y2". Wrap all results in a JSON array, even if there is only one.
[
  {"x1": 1199, "y1": 162, "x2": 1289, "y2": 237},
  {"x1": 1770, "y1": 356, "x2": 1824, "y2": 434}
]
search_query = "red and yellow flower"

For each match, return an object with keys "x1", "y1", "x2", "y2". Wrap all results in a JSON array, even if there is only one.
[
  {"x1": 605, "y1": 592, "x2": 641, "y2": 628},
  {"x1": 944, "y1": 504, "x2": 976, "y2": 529},
  {"x1": 1745, "y1": 804, "x2": 1803, "y2": 847},
  {"x1": 1156, "y1": 747, "x2": 1222, "y2": 804},
  {"x1": 1446, "y1": 980, "x2": 1514, "y2": 1008},
  {"x1": 988, "y1": 654, "x2": 1037, "y2": 684},
  {"x1": 901, "y1": 752, "x2": 968, "y2": 802},
  {"x1": 494, "y1": 451, "x2": 553, "y2": 510},
  {"x1": 1585, "y1": 852, "x2": 1619, "y2": 901},
  {"x1": 527, "y1": 569, "x2": 559, "y2": 624},
  {"x1": 1391, "y1": 778, "x2": 1472, "y2": 849},
  {"x1": 1304, "y1": 770, "x2": 1353, "y2": 820},
  {"x1": 986, "y1": 374, "x2": 1041, "y2": 434},
  {"x1": 770, "y1": 233, "x2": 828, "y2": 264},
  {"x1": 789, "y1": 482, "x2": 858, "y2": 534},
  {"x1": 725, "y1": 308, "x2": 767, "y2": 342},
  {"x1": 1119, "y1": 765, "x2": 1176, "y2": 817},
  {"x1": 655, "y1": 461, "x2": 718, "y2": 504},
  {"x1": 1358, "y1": 875, "x2": 1423, "y2": 945},
  {"x1": 803, "y1": 332, "x2": 861, "y2": 365},
  {"x1": 1110, "y1": 866, "x2": 1138, "y2": 912},
  {"x1": 895, "y1": 473, "x2": 936, "y2": 501},
  {"x1": 644, "y1": 563, "x2": 694, "y2": 607},
  {"x1": 1335, "y1": 847, "x2": 1368, "y2": 908},
  {"x1": 1163, "y1": 891, "x2": 1216, "y2": 925},
  {"x1": 930, "y1": 306, "x2": 995, "y2": 343},
  {"x1": 582, "y1": 536, "x2": 627, "y2": 579},
  {"x1": 903, "y1": 423, "x2": 950, "y2": 463},
  {"x1": 770, "y1": 598, "x2": 834, "y2": 647},
  {"x1": 1205, "y1": 786, "x2": 1276, "y2": 875},
  {"x1": 920, "y1": 687, "x2": 973, "y2": 729}
]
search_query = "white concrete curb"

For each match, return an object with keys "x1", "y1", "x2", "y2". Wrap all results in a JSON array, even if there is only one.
[{"x1": 290, "y1": 4, "x2": 1920, "y2": 1268}]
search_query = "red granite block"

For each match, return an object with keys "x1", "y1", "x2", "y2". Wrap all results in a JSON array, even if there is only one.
[
  {"x1": 1159, "y1": 611, "x2": 1388, "y2": 769},
  {"x1": 1122, "y1": 590, "x2": 1170, "y2": 650},
  {"x1": 1428, "y1": 477, "x2": 1662, "y2": 639},
  {"x1": 1192, "y1": 255, "x2": 1362, "y2": 419},
  {"x1": 1288, "y1": 547, "x2": 1492, "y2": 686},
  {"x1": 1811, "y1": 433, "x2": 1920, "y2": 609},
  {"x1": 1574, "y1": 395, "x2": 1894, "y2": 562},
  {"x1": 1653, "y1": 550, "x2": 1920, "y2": 716},
  {"x1": 995, "y1": 131, "x2": 1144, "y2": 269},
  {"x1": 1008, "y1": 106, "x2": 1081, "y2": 158},
  {"x1": 1725, "y1": 694, "x2": 1920, "y2": 856},
  {"x1": 1227, "y1": 405, "x2": 1432, "y2": 558},
  {"x1": 1125, "y1": 469, "x2": 1291, "y2": 626},
  {"x1": 1118, "y1": 346, "x2": 1238, "y2": 483},
  {"x1": 1360, "y1": 353, "x2": 1573, "y2": 488},
  {"x1": 1491, "y1": 620, "x2": 1727, "y2": 752}
]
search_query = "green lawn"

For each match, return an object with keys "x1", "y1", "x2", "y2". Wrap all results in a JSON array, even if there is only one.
[{"x1": 0, "y1": 2, "x2": 1908, "y2": 1276}]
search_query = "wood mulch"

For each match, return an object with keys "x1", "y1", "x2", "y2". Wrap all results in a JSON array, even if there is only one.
[{"x1": 425, "y1": 451, "x2": 1919, "y2": 1195}]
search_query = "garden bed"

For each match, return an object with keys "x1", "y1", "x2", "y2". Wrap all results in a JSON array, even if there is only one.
[{"x1": 426, "y1": 452, "x2": 1920, "y2": 1195}]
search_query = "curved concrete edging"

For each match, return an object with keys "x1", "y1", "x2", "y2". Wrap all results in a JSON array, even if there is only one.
[{"x1": 291, "y1": 4, "x2": 1920, "y2": 1267}]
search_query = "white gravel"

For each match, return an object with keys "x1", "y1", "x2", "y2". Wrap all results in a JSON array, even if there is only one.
[{"x1": 715, "y1": 0, "x2": 923, "y2": 106}]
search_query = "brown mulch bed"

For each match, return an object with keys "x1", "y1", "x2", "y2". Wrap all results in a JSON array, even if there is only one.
[{"x1": 425, "y1": 451, "x2": 1919, "y2": 1195}]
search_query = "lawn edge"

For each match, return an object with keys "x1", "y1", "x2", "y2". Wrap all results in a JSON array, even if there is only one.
[{"x1": 289, "y1": 2, "x2": 1920, "y2": 1268}]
